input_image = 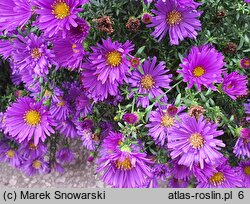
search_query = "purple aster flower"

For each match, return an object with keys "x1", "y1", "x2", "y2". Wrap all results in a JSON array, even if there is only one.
[
  {"x1": 146, "y1": 178, "x2": 159, "y2": 188},
  {"x1": 168, "y1": 178, "x2": 189, "y2": 188},
  {"x1": 50, "y1": 95, "x2": 70, "y2": 121},
  {"x1": 5, "y1": 97, "x2": 56, "y2": 145},
  {"x1": 233, "y1": 128, "x2": 250, "y2": 158},
  {"x1": 144, "y1": 0, "x2": 155, "y2": 4},
  {"x1": 101, "y1": 131, "x2": 123, "y2": 153},
  {"x1": 50, "y1": 161, "x2": 65, "y2": 174},
  {"x1": 196, "y1": 159, "x2": 242, "y2": 188},
  {"x1": 66, "y1": 18, "x2": 90, "y2": 43},
  {"x1": 0, "y1": 39, "x2": 13, "y2": 60},
  {"x1": 53, "y1": 37, "x2": 85, "y2": 71},
  {"x1": 176, "y1": 0, "x2": 201, "y2": 8},
  {"x1": 75, "y1": 94, "x2": 92, "y2": 118},
  {"x1": 97, "y1": 140, "x2": 153, "y2": 188},
  {"x1": 141, "y1": 13, "x2": 153, "y2": 24},
  {"x1": 235, "y1": 160, "x2": 250, "y2": 187},
  {"x1": 152, "y1": 163, "x2": 170, "y2": 181},
  {"x1": 0, "y1": 0, "x2": 33, "y2": 32},
  {"x1": 22, "y1": 157, "x2": 49, "y2": 176},
  {"x1": 0, "y1": 112, "x2": 7, "y2": 132},
  {"x1": 19, "y1": 68, "x2": 42, "y2": 93},
  {"x1": 100, "y1": 121, "x2": 114, "y2": 138},
  {"x1": 19, "y1": 140, "x2": 47, "y2": 159},
  {"x1": 76, "y1": 119, "x2": 96, "y2": 151},
  {"x1": 0, "y1": 143, "x2": 22, "y2": 167},
  {"x1": 146, "y1": 105, "x2": 183, "y2": 146},
  {"x1": 193, "y1": 162, "x2": 217, "y2": 183},
  {"x1": 63, "y1": 81, "x2": 82, "y2": 103},
  {"x1": 123, "y1": 113, "x2": 139, "y2": 124},
  {"x1": 88, "y1": 38, "x2": 134, "y2": 84},
  {"x1": 245, "y1": 100, "x2": 250, "y2": 122},
  {"x1": 56, "y1": 147, "x2": 74, "y2": 164},
  {"x1": 222, "y1": 71, "x2": 248, "y2": 100},
  {"x1": 169, "y1": 158, "x2": 192, "y2": 180},
  {"x1": 178, "y1": 45, "x2": 225, "y2": 91},
  {"x1": 128, "y1": 57, "x2": 172, "y2": 108},
  {"x1": 245, "y1": 0, "x2": 250, "y2": 3},
  {"x1": 81, "y1": 62, "x2": 120, "y2": 101},
  {"x1": 34, "y1": 0, "x2": 87, "y2": 38},
  {"x1": 12, "y1": 33, "x2": 55, "y2": 76},
  {"x1": 148, "y1": 0, "x2": 202, "y2": 45},
  {"x1": 76, "y1": 118, "x2": 93, "y2": 130},
  {"x1": 240, "y1": 58, "x2": 250, "y2": 68},
  {"x1": 79, "y1": 128, "x2": 96, "y2": 151},
  {"x1": 56, "y1": 118, "x2": 79, "y2": 138},
  {"x1": 146, "y1": 163, "x2": 170, "y2": 188},
  {"x1": 168, "y1": 115, "x2": 225, "y2": 169}
]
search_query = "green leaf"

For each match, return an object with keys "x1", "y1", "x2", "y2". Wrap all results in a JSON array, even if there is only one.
[
  {"x1": 136, "y1": 46, "x2": 146, "y2": 56},
  {"x1": 174, "y1": 93, "x2": 181, "y2": 106}
]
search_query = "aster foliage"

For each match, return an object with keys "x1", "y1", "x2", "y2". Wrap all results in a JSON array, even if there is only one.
[{"x1": 0, "y1": 0, "x2": 249, "y2": 188}]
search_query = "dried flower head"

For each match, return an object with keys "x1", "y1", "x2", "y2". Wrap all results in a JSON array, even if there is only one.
[
  {"x1": 126, "y1": 17, "x2": 141, "y2": 31},
  {"x1": 94, "y1": 16, "x2": 114, "y2": 34},
  {"x1": 224, "y1": 42, "x2": 237, "y2": 54},
  {"x1": 188, "y1": 105, "x2": 206, "y2": 119}
]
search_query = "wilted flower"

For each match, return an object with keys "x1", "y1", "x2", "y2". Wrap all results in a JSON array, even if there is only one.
[
  {"x1": 224, "y1": 42, "x2": 237, "y2": 54},
  {"x1": 188, "y1": 105, "x2": 206, "y2": 119},
  {"x1": 126, "y1": 17, "x2": 141, "y2": 31},
  {"x1": 94, "y1": 16, "x2": 114, "y2": 34}
]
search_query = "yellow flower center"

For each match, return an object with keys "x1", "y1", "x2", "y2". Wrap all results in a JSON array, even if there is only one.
[
  {"x1": 189, "y1": 133, "x2": 205, "y2": 149},
  {"x1": 31, "y1": 48, "x2": 42, "y2": 59},
  {"x1": 193, "y1": 66, "x2": 205, "y2": 77},
  {"x1": 32, "y1": 160, "x2": 42, "y2": 169},
  {"x1": 29, "y1": 142, "x2": 38, "y2": 150},
  {"x1": 227, "y1": 84, "x2": 233, "y2": 89},
  {"x1": 161, "y1": 113, "x2": 174, "y2": 128},
  {"x1": 57, "y1": 100, "x2": 65, "y2": 107},
  {"x1": 6, "y1": 150, "x2": 15, "y2": 159},
  {"x1": 24, "y1": 110, "x2": 41, "y2": 126},
  {"x1": 106, "y1": 51, "x2": 122, "y2": 67},
  {"x1": 44, "y1": 90, "x2": 52, "y2": 97},
  {"x1": 167, "y1": 10, "x2": 182, "y2": 26},
  {"x1": 244, "y1": 166, "x2": 250, "y2": 175},
  {"x1": 210, "y1": 172, "x2": 225, "y2": 186},
  {"x1": 115, "y1": 157, "x2": 132, "y2": 171},
  {"x1": 52, "y1": 0, "x2": 70, "y2": 19},
  {"x1": 141, "y1": 74, "x2": 155, "y2": 90}
]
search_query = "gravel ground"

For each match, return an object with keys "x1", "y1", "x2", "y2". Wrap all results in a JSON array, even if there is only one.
[{"x1": 0, "y1": 140, "x2": 105, "y2": 188}]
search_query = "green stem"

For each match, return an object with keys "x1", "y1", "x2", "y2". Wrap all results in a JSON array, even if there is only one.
[{"x1": 164, "y1": 80, "x2": 183, "y2": 94}]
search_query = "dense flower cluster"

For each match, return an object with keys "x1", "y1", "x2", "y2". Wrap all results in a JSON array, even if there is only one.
[{"x1": 0, "y1": 0, "x2": 249, "y2": 188}]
